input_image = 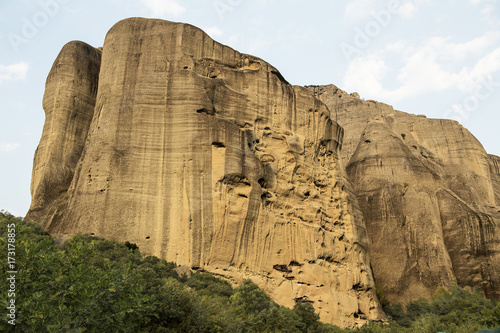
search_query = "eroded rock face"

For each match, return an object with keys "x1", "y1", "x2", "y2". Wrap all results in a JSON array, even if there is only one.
[
  {"x1": 28, "y1": 41, "x2": 101, "y2": 222},
  {"x1": 27, "y1": 19, "x2": 384, "y2": 327},
  {"x1": 309, "y1": 84, "x2": 500, "y2": 305}
]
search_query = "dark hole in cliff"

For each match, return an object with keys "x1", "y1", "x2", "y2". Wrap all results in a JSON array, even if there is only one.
[
  {"x1": 261, "y1": 192, "x2": 271, "y2": 201},
  {"x1": 222, "y1": 174, "x2": 251, "y2": 186},
  {"x1": 353, "y1": 283, "x2": 363, "y2": 291},
  {"x1": 212, "y1": 142, "x2": 225, "y2": 148},
  {"x1": 238, "y1": 193, "x2": 248, "y2": 198},
  {"x1": 401, "y1": 133, "x2": 406, "y2": 139},
  {"x1": 304, "y1": 191, "x2": 310, "y2": 197},
  {"x1": 196, "y1": 108, "x2": 215, "y2": 115},
  {"x1": 99, "y1": 189, "x2": 106, "y2": 193},
  {"x1": 353, "y1": 310, "x2": 365, "y2": 319},
  {"x1": 248, "y1": 142, "x2": 252, "y2": 148},
  {"x1": 258, "y1": 178, "x2": 268, "y2": 188},
  {"x1": 90, "y1": 233, "x2": 95, "y2": 236},
  {"x1": 273, "y1": 264, "x2": 291, "y2": 273},
  {"x1": 318, "y1": 254, "x2": 333, "y2": 262},
  {"x1": 255, "y1": 139, "x2": 260, "y2": 144},
  {"x1": 308, "y1": 260, "x2": 316, "y2": 264},
  {"x1": 183, "y1": 66, "x2": 189, "y2": 69},
  {"x1": 284, "y1": 275, "x2": 295, "y2": 280},
  {"x1": 294, "y1": 296, "x2": 314, "y2": 304},
  {"x1": 365, "y1": 139, "x2": 371, "y2": 143},
  {"x1": 289, "y1": 260, "x2": 303, "y2": 267},
  {"x1": 146, "y1": 236, "x2": 150, "y2": 240},
  {"x1": 271, "y1": 70, "x2": 290, "y2": 85},
  {"x1": 264, "y1": 127, "x2": 271, "y2": 131},
  {"x1": 339, "y1": 234, "x2": 345, "y2": 241},
  {"x1": 210, "y1": 75, "x2": 217, "y2": 79}
]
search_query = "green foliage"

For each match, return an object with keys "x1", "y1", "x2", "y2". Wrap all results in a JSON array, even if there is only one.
[
  {"x1": 382, "y1": 283, "x2": 500, "y2": 333},
  {"x1": 0, "y1": 211, "x2": 499, "y2": 333},
  {"x1": 293, "y1": 302, "x2": 320, "y2": 332},
  {"x1": 0, "y1": 213, "x2": 322, "y2": 332}
]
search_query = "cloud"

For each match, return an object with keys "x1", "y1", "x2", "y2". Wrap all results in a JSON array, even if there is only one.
[
  {"x1": 344, "y1": 0, "x2": 428, "y2": 22},
  {"x1": 342, "y1": 32, "x2": 500, "y2": 102},
  {"x1": 344, "y1": 0, "x2": 379, "y2": 22},
  {"x1": 397, "y1": 2, "x2": 417, "y2": 18},
  {"x1": 0, "y1": 142, "x2": 21, "y2": 152},
  {"x1": 141, "y1": 0, "x2": 185, "y2": 17},
  {"x1": 204, "y1": 27, "x2": 223, "y2": 38},
  {"x1": 0, "y1": 62, "x2": 28, "y2": 84},
  {"x1": 470, "y1": 0, "x2": 499, "y2": 26}
]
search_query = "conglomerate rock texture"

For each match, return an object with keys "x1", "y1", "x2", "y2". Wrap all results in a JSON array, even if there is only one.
[
  {"x1": 309, "y1": 85, "x2": 500, "y2": 306},
  {"x1": 26, "y1": 19, "x2": 385, "y2": 327}
]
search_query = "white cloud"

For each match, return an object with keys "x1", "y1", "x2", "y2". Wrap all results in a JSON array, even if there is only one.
[
  {"x1": 204, "y1": 27, "x2": 223, "y2": 38},
  {"x1": 141, "y1": 0, "x2": 185, "y2": 17},
  {"x1": 344, "y1": 0, "x2": 379, "y2": 22},
  {"x1": 342, "y1": 32, "x2": 500, "y2": 102},
  {"x1": 481, "y1": 2, "x2": 500, "y2": 27},
  {"x1": 397, "y1": 2, "x2": 417, "y2": 18},
  {"x1": 343, "y1": 56, "x2": 389, "y2": 98},
  {"x1": 469, "y1": 0, "x2": 499, "y2": 26},
  {"x1": 0, "y1": 142, "x2": 21, "y2": 152},
  {"x1": 344, "y1": 0, "x2": 428, "y2": 22},
  {"x1": 0, "y1": 62, "x2": 29, "y2": 84}
]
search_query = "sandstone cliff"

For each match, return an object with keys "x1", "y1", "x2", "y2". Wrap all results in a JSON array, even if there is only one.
[
  {"x1": 27, "y1": 19, "x2": 384, "y2": 327},
  {"x1": 309, "y1": 85, "x2": 500, "y2": 306}
]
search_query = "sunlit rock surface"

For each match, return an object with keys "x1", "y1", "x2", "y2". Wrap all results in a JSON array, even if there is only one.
[
  {"x1": 309, "y1": 84, "x2": 500, "y2": 306},
  {"x1": 26, "y1": 19, "x2": 385, "y2": 328}
]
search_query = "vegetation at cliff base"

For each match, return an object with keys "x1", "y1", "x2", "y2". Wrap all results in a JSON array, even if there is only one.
[
  {"x1": 1, "y1": 210, "x2": 499, "y2": 332},
  {"x1": 0, "y1": 211, "x2": 322, "y2": 332}
]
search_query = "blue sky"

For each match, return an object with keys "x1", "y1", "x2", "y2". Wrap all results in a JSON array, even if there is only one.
[{"x1": 0, "y1": 0, "x2": 499, "y2": 216}]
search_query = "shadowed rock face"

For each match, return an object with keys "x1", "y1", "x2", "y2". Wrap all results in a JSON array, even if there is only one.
[
  {"x1": 26, "y1": 18, "x2": 384, "y2": 327},
  {"x1": 309, "y1": 84, "x2": 500, "y2": 306}
]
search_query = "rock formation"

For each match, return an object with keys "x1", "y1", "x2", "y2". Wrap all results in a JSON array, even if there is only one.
[
  {"x1": 309, "y1": 85, "x2": 500, "y2": 306},
  {"x1": 26, "y1": 19, "x2": 385, "y2": 327}
]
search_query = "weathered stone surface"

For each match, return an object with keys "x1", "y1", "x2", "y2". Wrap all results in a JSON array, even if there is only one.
[
  {"x1": 489, "y1": 155, "x2": 500, "y2": 205},
  {"x1": 27, "y1": 19, "x2": 384, "y2": 327},
  {"x1": 309, "y1": 84, "x2": 500, "y2": 305},
  {"x1": 28, "y1": 41, "x2": 101, "y2": 223}
]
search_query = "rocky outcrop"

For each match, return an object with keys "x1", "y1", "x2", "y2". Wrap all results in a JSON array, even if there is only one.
[
  {"x1": 26, "y1": 19, "x2": 384, "y2": 327},
  {"x1": 489, "y1": 155, "x2": 500, "y2": 205},
  {"x1": 309, "y1": 84, "x2": 500, "y2": 305},
  {"x1": 28, "y1": 41, "x2": 101, "y2": 222}
]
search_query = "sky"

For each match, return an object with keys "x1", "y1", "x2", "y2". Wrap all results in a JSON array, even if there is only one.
[{"x1": 0, "y1": 0, "x2": 499, "y2": 216}]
